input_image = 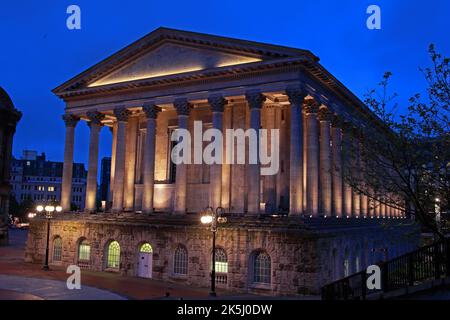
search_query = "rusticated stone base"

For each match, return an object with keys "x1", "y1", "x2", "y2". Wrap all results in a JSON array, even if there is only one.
[{"x1": 25, "y1": 213, "x2": 419, "y2": 296}]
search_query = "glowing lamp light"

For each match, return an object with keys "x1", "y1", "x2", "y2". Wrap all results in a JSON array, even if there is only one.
[
  {"x1": 55, "y1": 206, "x2": 63, "y2": 213},
  {"x1": 36, "y1": 205, "x2": 44, "y2": 212},
  {"x1": 45, "y1": 205, "x2": 55, "y2": 212},
  {"x1": 201, "y1": 214, "x2": 213, "y2": 225}
]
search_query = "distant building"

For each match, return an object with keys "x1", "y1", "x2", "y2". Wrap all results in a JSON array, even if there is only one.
[
  {"x1": 98, "y1": 157, "x2": 111, "y2": 204},
  {"x1": 0, "y1": 87, "x2": 21, "y2": 245},
  {"x1": 10, "y1": 150, "x2": 87, "y2": 210}
]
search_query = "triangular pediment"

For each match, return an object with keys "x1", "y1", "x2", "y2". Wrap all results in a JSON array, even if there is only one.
[
  {"x1": 89, "y1": 42, "x2": 262, "y2": 87},
  {"x1": 53, "y1": 27, "x2": 317, "y2": 95}
]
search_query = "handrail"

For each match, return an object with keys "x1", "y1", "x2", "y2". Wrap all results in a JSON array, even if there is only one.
[{"x1": 321, "y1": 238, "x2": 450, "y2": 300}]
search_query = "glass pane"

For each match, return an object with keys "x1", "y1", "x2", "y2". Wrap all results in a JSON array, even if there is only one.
[
  {"x1": 174, "y1": 246, "x2": 188, "y2": 275},
  {"x1": 79, "y1": 241, "x2": 90, "y2": 261},
  {"x1": 140, "y1": 243, "x2": 153, "y2": 253},
  {"x1": 53, "y1": 238, "x2": 62, "y2": 262},
  {"x1": 254, "y1": 252, "x2": 271, "y2": 284},
  {"x1": 107, "y1": 241, "x2": 120, "y2": 269}
]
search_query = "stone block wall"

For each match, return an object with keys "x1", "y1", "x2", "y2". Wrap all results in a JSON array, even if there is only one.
[{"x1": 24, "y1": 216, "x2": 420, "y2": 296}]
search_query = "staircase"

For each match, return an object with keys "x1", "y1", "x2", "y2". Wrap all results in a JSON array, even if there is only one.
[{"x1": 321, "y1": 237, "x2": 450, "y2": 300}]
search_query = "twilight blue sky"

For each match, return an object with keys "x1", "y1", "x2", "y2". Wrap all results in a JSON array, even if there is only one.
[{"x1": 0, "y1": 0, "x2": 449, "y2": 166}]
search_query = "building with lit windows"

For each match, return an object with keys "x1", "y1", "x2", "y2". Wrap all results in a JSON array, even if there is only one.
[
  {"x1": 11, "y1": 150, "x2": 87, "y2": 210},
  {"x1": 26, "y1": 28, "x2": 419, "y2": 296}
]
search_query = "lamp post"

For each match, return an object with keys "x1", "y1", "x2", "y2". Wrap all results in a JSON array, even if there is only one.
[
  {"x1": 200, "y1": 206, "x2": 226, "y2": 297},
  {"x1": 36, "y1": 204, "x2": 62, "y2": 271}
]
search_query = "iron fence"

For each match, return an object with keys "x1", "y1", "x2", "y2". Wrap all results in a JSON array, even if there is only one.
[{"x1": 321, "y1": 238, "x2": 450, "y2": 300}]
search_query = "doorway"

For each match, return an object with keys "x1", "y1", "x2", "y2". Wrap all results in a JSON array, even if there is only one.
[{"x1": 137, "y1": 243, "x2": 153, "y2": 278}]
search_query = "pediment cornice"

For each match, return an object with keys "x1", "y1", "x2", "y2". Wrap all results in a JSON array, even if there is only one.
[{"x1": 53, "y1": 27, "x2": 318, "y2": 96}]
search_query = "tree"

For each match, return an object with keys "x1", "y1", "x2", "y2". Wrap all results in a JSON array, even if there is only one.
[{"x1": 343, "y1": 45, "x2": 450, "y2": 238}]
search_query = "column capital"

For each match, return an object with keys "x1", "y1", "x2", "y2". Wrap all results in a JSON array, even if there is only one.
[
  {"x1": 286, "y1": 87, "x2": 307, "y2": 106},
  {"x1": 245, "y1": 90, "x2": 266, "y2": 110},
  {"x1": 318, "y1": 107, "x2": 333, "y2": 122},
  {"x1": 303, "y1": 99, "x2": 319, "y2": 114},
  {"x1": 208, "y1": 94, "x2": 227, "y2": 113},
  {"x1": 113, "y1": 107, "x2": 131, "y2": 122},
  {"x1": 142, "y1": 102, "x2": 161, "y2": 119},
  {"x1": 341, "y1": 120, "x2": 354, "y2": 132},
  {"x1": 62, "y1": 114, "x2": 80, "y2": 127},
  {"x1": 351, "y1": 126, "x2": 364, "y2": 140},
  {"x1": 173, "y1": 98, "x2": 192, "y2": 116},
  {"x1": 331, "y1": 114, "x2": 344, "y2": 128},
  {"x1": 86, "y1": 111, "x2": 105, "y2": 126}
]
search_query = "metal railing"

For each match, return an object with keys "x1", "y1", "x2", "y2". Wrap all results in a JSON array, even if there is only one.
[{"x1": 322, "y1": 238, "x2": 450, "y2": 300}]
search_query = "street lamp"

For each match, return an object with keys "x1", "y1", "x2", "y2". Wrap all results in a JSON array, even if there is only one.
[
  {"x1": 36, "y1": 204, "x2": 62, "y2": 271},
  {"x1": 200, "y1": 206, "x2": 226, "y2": 297}
]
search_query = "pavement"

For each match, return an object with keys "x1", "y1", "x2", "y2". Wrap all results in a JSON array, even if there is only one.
[
  {"x1": 0, "y1": 229, "x2": 251, "y2": 300},
  {"x1": 0, "y1": 274, "x2": 125, "y2": 300}
]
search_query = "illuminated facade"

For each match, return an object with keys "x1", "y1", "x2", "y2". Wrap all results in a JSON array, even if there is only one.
[{"x1": 25, "y1": 28, "x2": 419, "y2": 295}]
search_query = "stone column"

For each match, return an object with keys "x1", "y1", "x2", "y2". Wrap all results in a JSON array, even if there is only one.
[
  {"x1": 109, "y1": 124, "x2": 117, "y2": 203},
  {"x1": 123, "y1": 116, "x2": 138, "y2": 211},
  {"x1": 208, "y1": 94, "x2": 226, "y2": 209},
  {"x1": 352, "y1": 129, "x2": 361, "y2": 218},
  {"x1": 84, "y1": 111, "x2": 105, "y2": 213},
  {"x1": 331, "y1": 116, "x2": 343, "y2": 217},
  {"x1": 304, "y1": 99, "x2": 320, "y2": 217},
  {"x1": 318, "y1": 107, "x2": 333, "y2": 217},
  {"x1": 263, "y1": 106, "x2": 277, "y2": 213},
  {"x1": 361, "y1": 194, "x2": 368, "y2": 218},
  {"x1": 173, "y1": 98, "x2": 191, "y2": 214},
  {"x1": 112, "y1": 107, "x2": 131, "y2": 213},
  {"x1": 368, "y1": 196, "x2": 375, "y2": 218},
  {"x1": 286, "y1": 88, "x2": 306, "y2": 216},
  {"x1": 61, "y1": 114, "x2": 79, "y2": 212},
  {"x1": 342, "y1": 122, "x2": 353, "y2": 217},
  {"x1": 360, "y1": 137, "x2": 368, "y2": 218},
  {"x1": 245, "y1": 91, "x2": 265, "y2": 215},
  {"x1": 303, "y1": 112, "x2": 307, "y2": 212},
  {"x1": 141, "y1": 102, "x2": 161, "y2": 214},
  {"x1": 374, "y1": 198, "x2": 381, "y2": 217}
]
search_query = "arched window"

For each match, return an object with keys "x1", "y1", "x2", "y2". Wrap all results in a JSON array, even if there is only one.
[
  {"x1": 107, "y1": 241, "x2": 120, "y2": 269},
  {"x1": 78, "y1": 239, "x2": 91, "y2": 262},
  {"x1": 343, "y1": 247, "x2": 350, "y2": 277},
  {"x1": 173, "y1": 245, "x2": 188, "y2": 275},
  {"x1": 354, "y1": 246, "x2": 361, "y2": 272},
  {"x1": 52, "y1": 237, "x2": 62, "y2": 262},
  {"x1": 332, "y1": 248, "x2": 338, "y2": 280},
  {"x1": 253, "y1": 251, "x2": 271, "y2": 284},
  {"x1": 214, "y1": 248, "x2": 228, "y2": 284},
  {"x1": 140, "y1": 243, "x2": 153, "y2": 253}
]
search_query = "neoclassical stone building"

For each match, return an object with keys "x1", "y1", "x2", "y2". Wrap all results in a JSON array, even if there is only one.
[
  {"x1": 0, "y1": 87, "x2": 21, "y2": 245},
  {"x1": 26, "y1": 28, "x2": 419, "y2": 295}
]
